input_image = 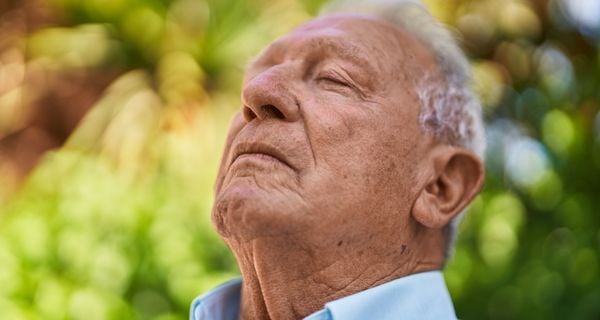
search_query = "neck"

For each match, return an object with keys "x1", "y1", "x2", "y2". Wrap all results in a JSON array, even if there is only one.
[{"x1": 227, "y1": 226, "x2": 445, "y2": 320}]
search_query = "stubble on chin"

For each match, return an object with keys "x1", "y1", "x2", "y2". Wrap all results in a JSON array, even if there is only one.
[
  {"x1": 212, "y1": 176, "x2": 260, "y2": 241},
  {"x1": 211, "y1": 171, "x2": 309, "y2": 243}
]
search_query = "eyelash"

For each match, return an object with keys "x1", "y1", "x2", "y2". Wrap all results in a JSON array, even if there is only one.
[
  {"x1": 316, "y1": 71, "x2": 351, "y2": 88},
  {"x1": 314, "y1": 69, "x2": 366, "y2": 100},
  {"x1": 317, "y1": 76, "x2": 350, "y2": 87}
]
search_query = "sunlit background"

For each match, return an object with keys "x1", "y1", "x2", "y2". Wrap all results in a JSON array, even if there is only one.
[{"x1": 0, "y1": 0, "x2": 599, "y2": 319}]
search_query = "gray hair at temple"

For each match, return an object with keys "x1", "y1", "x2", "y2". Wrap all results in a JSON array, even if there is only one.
[{"x1": 320, "y1": 0, "x2": 486, "y2": 261}]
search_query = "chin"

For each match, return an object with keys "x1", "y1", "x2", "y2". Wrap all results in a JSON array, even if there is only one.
[{"x1": 212, "y1": 177, "x2": 305, "y2": 241}]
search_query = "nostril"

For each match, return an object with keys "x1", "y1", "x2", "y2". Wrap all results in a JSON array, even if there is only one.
[
  {"x1": 261, "y1": 105, "x2": 284, "y2": 119},
  {"x1": 243, "y1": 106, "x2": 257, "y2": 121}
]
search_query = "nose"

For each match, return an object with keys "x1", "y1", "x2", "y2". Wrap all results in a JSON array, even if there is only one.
[{"x1": 241, "y1": 66, "x2": 300, "y2": 122}]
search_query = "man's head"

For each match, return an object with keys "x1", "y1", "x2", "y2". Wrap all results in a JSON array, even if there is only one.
[{"x1": 212, "y1": 2, "x2": 484, "y2": 273}]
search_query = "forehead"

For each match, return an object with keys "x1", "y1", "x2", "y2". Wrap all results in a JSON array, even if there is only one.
[
  {"x1": 292, "y1": 14, "x2": 403, "y2": 45},
  {"x1": 251, "y1": 14, "x2": 415, "y2": 73},
  {"x1": 246, "y1": 14, "x2": 443, "y2": 92}
]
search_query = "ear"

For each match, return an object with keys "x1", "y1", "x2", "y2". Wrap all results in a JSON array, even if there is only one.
[{"x1": 412, "y1": 145, "x2": 485, "y2": 229}]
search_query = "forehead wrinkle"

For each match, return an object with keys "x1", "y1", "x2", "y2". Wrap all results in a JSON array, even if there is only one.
[
  {"x1": 250, "y1": 29, "x2": 379, "y2": 75},
  {"x1": 245, "y1": 16, "x2": 427, "y2": 96},
  {"x1": 313, "y1": 20, "x2": 413, "y2": 94},
  {"x1": 305, "y1": 35, "x2": 374, "y2": 71}
]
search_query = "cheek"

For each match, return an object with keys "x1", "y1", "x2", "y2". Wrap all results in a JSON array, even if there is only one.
[
  {"x1": 215, "y1": 112, "x2": 246, "y2": 193},
  {"x1": 308, "y1": 101, "x2": 420, "y2": 182},
  {"x1": 301, "y1": 98, "x2": 424, "y2": 219}
]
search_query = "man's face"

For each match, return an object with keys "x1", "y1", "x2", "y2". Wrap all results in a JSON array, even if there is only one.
[{"x1": 213, "y1": 15, "x2": 439, "y2": 251}]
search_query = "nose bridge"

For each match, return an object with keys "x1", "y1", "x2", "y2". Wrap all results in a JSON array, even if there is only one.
[{"x1": 242, "y1": 63, "x2": 300, "y2": 122}]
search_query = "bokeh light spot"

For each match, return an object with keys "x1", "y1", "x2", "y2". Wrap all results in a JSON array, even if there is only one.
[
  {"x1": 534, "y1": 45, "x2": 574, "y2": 99},
  {"x1": 529, "y1": 170, "x2": 563, "y2": 210},
  {"x1": 479, "y1": 214, "x2": 517, "y2": 266},
  {"x1": 542, "y1": 109, "x2": 575, "y2": 156},
  {"x1": 559, "y1": 0, "x2": 600, "y2": 38},
  {"x1": 471, "y1": 61, "x2": 507, "y2": 111},
  {"x1": 505, "y1": 137, "x2": 550, "y2": 189},
  {"x1": 498, "y1": 1, "x2": 541, "y2": 39}
]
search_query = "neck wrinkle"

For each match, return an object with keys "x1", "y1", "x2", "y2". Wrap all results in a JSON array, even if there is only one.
[
  {"x1": 230, "y1": 238, "x2": 269, "y2": 320},
  {"x1": 236, "y1": 237, "x2": 298, "y2": 320},
  {"x1": 231, "y1": 220, "x2": 446, "y2": 320},
  {"x1": 239, "y1": 277, "x2": 269, "y2": 320}
]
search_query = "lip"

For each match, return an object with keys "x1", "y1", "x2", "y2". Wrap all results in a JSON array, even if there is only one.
[{"x1": 230, "y1": 142, "x2": 295, "y2": 171}]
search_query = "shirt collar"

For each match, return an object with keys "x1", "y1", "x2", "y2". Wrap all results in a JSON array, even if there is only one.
[
  {"x1": 190, "y1": 278, "x2": 242, "y2": 320},
  {"x1": 190, "y1": 271, "x2": 456, "y2": 320}
]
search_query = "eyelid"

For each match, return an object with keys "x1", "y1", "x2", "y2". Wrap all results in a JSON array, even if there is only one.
[
  {"x1": 317, "y1": 69, "x2": 353, "y2": 87},
  {"x1": 315, "y1": 68, "x2": 372, "y2": 101}
]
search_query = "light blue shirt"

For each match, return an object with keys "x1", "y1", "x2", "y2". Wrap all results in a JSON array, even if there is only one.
[{"x1": 190, "y1": 271, "x2": 457, "y2": 320}]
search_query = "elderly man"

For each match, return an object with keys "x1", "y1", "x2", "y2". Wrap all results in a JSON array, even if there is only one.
[{"x1": 191, "y1": 0, "x2": 485, "y2": 319}]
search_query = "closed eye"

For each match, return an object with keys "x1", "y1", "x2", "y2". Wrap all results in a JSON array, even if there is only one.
[
  {"x1": 316, "y1": 68, "x2": 355, "y2": 88},
  {"x1": 316, "y1": 76, "x2": 351, "y2": 87},
  {"x1": 315, "y1": 68, "x2": 366, "y2": 99}
]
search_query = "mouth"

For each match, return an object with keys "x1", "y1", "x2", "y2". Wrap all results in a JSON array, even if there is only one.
[{"x1": 231, "y1": 142, "x2": 295, "y2": 171}]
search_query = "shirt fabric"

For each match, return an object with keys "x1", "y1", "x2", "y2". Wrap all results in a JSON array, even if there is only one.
[{"x1": 190, "y1": 270, "x2": 457, "y2": 320}]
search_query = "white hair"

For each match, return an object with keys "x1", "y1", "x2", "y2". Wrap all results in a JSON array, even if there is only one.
[{"x1": 320, "y1": 0, "x2": 486, "y2": 262}]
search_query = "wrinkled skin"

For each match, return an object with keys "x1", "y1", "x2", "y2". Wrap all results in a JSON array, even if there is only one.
[{"x1": 211, "y1": 14, "x2": 484, "y2": 320}]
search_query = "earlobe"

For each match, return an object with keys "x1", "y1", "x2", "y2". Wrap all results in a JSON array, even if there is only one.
[
  {"x1": 413, "y1": 192, "x2": 445, "y2": 228},
  {"x1": 411, "y1": 146, "x2": 485, "y2": 229}
]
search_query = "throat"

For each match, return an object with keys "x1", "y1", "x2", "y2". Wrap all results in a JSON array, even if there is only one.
[
  {"x1": 233, "y1": 242, "x2": 424, "y2": 320},
  {"x1": 237, "y1": 251, "x2": 311, "y2": 320},
  {"x1": 229, "y1": 226, "x2": 441, "y2": 320}
]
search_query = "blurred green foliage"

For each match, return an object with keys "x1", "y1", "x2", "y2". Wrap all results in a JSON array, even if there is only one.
[{"x1": 0, "y1": 0, "x2": 599, "y2": 319}]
